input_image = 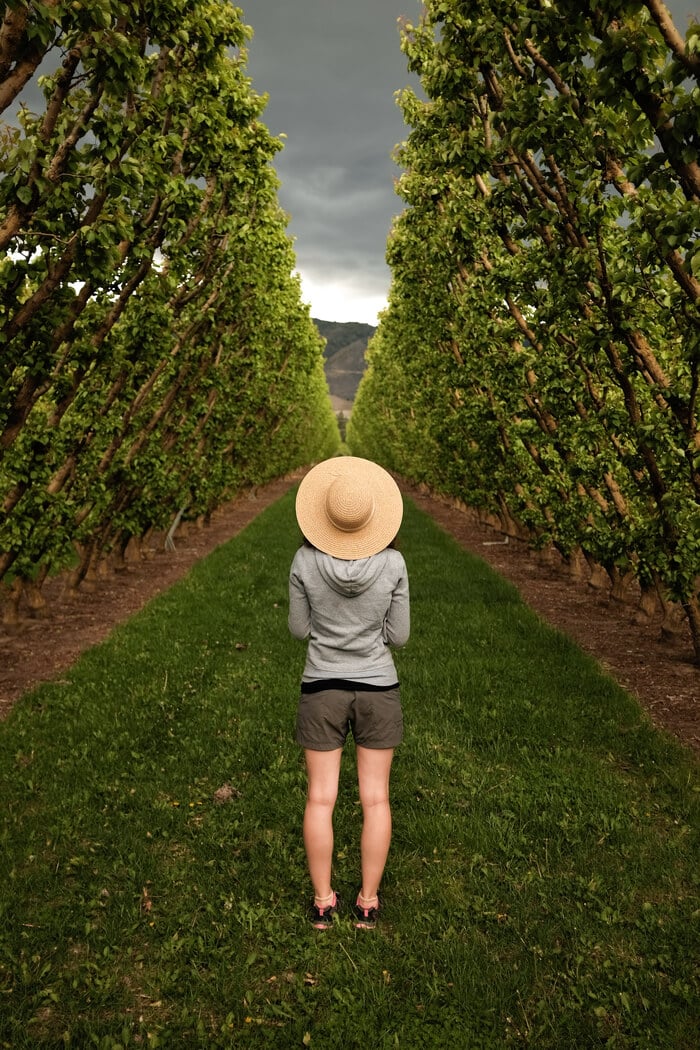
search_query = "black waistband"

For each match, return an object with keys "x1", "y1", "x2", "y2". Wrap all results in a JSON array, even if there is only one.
[{"x1": 301, "y1": 678, "x2": 400, "y2": 694}]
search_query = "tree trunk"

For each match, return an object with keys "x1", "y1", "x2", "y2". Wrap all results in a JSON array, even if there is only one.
[
  {"x1": 681, "y1": 593, "x2": 700, "y2": 665},
  {"x1": 1, "y1": 578, "x2": 23, "y2": 628},
  {"x1": 24, "y1": 564, "x2": 50, "y2": 618}
]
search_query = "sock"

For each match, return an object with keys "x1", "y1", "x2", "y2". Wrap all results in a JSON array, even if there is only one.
[{"x1": 314, "y1": 891, "x2": 335, "y2": 909}]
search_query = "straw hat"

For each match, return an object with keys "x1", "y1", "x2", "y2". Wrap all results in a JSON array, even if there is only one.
[{"x1": 295, "y1": 456, "x2": 403, "y2": 560}]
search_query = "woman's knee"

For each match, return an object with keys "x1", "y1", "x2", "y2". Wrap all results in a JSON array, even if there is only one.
[
  {"x1": 304, "y1": 747, "x2": 342, "y2": 809},
  {"x1": 358, "y1": 789, "x2": 392, "y2": 810},
  {"x1": 307, "y1": 785, "x2": 339, "y2": 809},
  {"x1": 357, "y1": 746, "x2": 393, "y2": 806}
]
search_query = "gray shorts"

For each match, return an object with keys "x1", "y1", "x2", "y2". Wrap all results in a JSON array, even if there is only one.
[{"x1": 296, "y1": 687, "x2": 403, "y2": 751}]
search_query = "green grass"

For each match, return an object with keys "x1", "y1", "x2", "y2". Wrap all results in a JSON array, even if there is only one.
[{"x1": 1, "y1": 492, "x2": 698, "y2": 1048}]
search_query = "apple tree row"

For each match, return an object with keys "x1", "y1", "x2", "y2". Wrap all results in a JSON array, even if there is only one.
[
  {"x1": 0, "y1": 0, "x2": 339, "y2": 615},
  {"x1": 349, "y1": 0, "x2": 700, "y2": 659}
]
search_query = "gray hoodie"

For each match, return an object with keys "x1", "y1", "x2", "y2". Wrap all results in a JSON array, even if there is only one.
[{"x1": 288, "y1": 545, "x2": 410, "y2": 685}]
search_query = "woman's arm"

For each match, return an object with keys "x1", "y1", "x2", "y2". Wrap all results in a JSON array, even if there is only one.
[
  {"x1": 384, "y1": 562, "x2": 410, "y2": 647},
  {"x1": 288, "y1": 554, "x2": 311, "y2": 640}
]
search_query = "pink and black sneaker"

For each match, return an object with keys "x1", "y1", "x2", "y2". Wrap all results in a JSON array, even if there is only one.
[
  {"x1": 310, "y1": 892, "x2": 339, "y2": 929},
  {"x1": 352, "y1": 894, "x2": 380, "y2": 930}
]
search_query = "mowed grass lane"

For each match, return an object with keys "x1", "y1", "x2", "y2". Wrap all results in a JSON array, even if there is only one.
[{"x1": 1, "y1": 490, "x2": 698, "y2": 1048}]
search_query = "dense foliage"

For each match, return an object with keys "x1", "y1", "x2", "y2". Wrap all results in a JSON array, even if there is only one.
[
  {"x1": 0, "y1": 0, "x2": 339, "y2": 608},
  {"x1": 349, "y1": 0, "x2": 700, "y2": 659}
]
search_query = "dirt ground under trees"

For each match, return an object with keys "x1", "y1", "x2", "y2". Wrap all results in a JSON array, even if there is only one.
[{"x1": 1, "y1": 471, "x2": 697, "y2": 754}]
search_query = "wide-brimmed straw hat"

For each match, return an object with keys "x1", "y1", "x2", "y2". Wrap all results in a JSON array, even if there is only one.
[{"x1": 295, "y1": 456, "x2": 403, "y2": 560}]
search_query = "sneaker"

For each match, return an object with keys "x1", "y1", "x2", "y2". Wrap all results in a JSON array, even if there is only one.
[
  {"x1": 310, "y1": 892, "x2": 339, "y2": 929},
  {"x1": 353, "y1": 894, "x2": 380, "y2": 930}
]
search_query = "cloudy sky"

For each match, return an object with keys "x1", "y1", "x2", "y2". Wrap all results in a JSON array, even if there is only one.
[
  {"x1": 242, "y1": 0, "x2": 423, "y2": 325},
  {"x1": 241, "y1": 0, "x2": 699, "y2": 326}
]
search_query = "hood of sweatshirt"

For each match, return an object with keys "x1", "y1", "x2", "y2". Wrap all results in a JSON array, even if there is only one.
[{"x1": 314, "y1": 549, "x2": 389, "y2": 597}]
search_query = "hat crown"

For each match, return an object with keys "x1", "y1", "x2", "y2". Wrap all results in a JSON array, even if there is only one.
[
  {"x1": 295, "y1": 455, "x2": 402, "y2": 559},
  {"x1": 325, "y1": 476, "x2": 375, "y2": 534}
]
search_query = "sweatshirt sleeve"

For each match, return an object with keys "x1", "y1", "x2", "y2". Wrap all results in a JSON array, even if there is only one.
[
  {"x1": 288, "y1": 549, "x2": 311, "y2": 640},
  {"x1": 383, "y1": 555, "x2": 410, "y2": 647}
]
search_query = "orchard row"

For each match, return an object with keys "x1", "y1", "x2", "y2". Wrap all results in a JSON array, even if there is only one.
[
  {"x1": 0, "y1": 0, "x2": 339, "y2": 616},
  {"x1": 349, "y1": 0, "x2": 700, "y2": 660}
]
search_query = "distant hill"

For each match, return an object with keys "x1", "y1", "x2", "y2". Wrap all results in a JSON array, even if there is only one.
[{"x1": 313, "y1": 318, "x2": 376, "y2": 404}]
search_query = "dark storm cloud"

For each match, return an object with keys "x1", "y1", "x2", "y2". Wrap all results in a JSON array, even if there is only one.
[{"x1": 242, "y1": 0, "x2": 422, "y2": 321}]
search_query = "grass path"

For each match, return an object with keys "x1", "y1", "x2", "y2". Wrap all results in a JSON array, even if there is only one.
[{"x1": 1, "y1": 491, "x2": 698, "y2": 1048}]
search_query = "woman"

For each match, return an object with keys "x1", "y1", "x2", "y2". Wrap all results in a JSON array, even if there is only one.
[{"x1": 288, "y1": 456, "x2": 410, "y2": 929}]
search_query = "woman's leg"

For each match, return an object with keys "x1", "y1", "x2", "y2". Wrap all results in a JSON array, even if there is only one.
[
  {"x1": 303, "y1": 748, "x2": 343, "y2": 901},
  {"x1": 356, "y1": 745, "x2": 394, "y2": 901}
]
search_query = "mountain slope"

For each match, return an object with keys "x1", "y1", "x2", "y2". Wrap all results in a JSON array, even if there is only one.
[{"x1": 313, "y1": 318, "x2": 375, "y2": 404}]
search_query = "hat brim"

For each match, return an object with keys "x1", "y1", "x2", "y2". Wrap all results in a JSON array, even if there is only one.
[{"x1": 295, "y1": 456, "x2": 403, "y2": 560}]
